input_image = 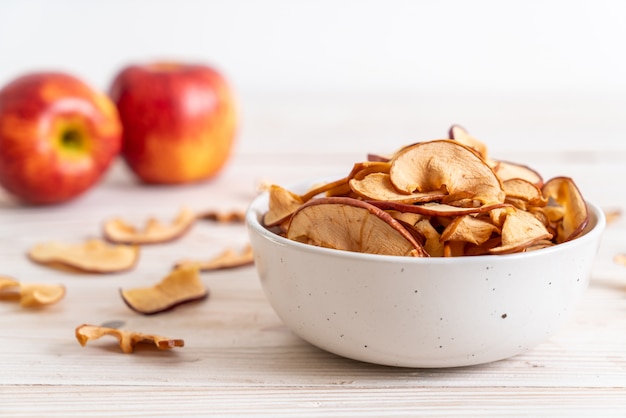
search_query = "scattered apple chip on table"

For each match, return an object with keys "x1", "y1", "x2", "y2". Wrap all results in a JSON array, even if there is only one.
[
  {"x1": 27, "y1": 239, "x2": 139, "y2": 273},
  {"x1": 604, "y1": 208, "x2": 621, "y2": 224},
  {"x1": 262, "y1": 126, "x2": 590, "y2": 257},
  {"x1": 120, "y1": 266, "x2": 208, "y2": 315},
  {"x1": 75, "y1": 324, "x2": 184, "y2": 354},
  {"x1": 174, "y1": 244, "x2": 254, "y2": 271},
  {"x1": 613, "y1": 253, "x2": 626, "y2": 267},
  {"x1": 103, "y1": 207, "x2": 196, "y2": 244},
  {"x1": 196, "y1": 209, "x2": 246, "y2": 223},
  {"x1": 0, "y1": 275, "x2": 65, "y2": 307}
]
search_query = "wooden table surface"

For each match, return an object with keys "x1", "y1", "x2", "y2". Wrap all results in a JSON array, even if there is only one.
[{"x1": 1, "y1": 149, "x2": 625, "y2": 417}]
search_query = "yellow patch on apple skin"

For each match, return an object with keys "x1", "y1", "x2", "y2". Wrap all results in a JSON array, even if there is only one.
[{"x1": 50, "y1": 117, "x2": 93, "y2": 161}]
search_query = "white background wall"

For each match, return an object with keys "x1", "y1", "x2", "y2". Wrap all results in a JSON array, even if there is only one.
[{"x1": 1, "y1": 0, "x2": 625, "y2": 155}]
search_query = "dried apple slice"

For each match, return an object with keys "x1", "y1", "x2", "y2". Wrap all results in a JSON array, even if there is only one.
[
  {"x1": 489, "y1": 209, "x2": 553, "y2": 254},
  {"x1": 287, "y1": 197, "x2": 428, "y2": 257},
  {"x1": 174, "y1": 245, "x2": 254, "y2": 271},
  {"x1": 492, "y1": 160, "x2": 543, "y2": 187},
  {"x1": 0, "y1": 276, "x2": 65, "y2": 307},
  {"x1": 413, "y1": 219, "x2": 444, "y2": 257},
  {"x1": 263, "y1": 184, "x2": 304, "y2": 227},
  {"x1": 440, "y1": 215, "x2": 499, "y2": 246},
  {"x1": 120, "y1": 266, "x2": 208, "y2": 315},
  {"x1": 19, "y1": 283, "x2": 66, "y2": 307},
  {"x1": 349, "y1": 172, "x2": 446, "y2": 203},
  {"x1": 368, "y1": 200, "x2": 510, "y2": 217},
  {"x1": 604, "y1": 208, "x2": 621, "y2": 224},
  {"x1": 503, "y1": 178, "x2": 547, "y2": 207},
  {"x1": 28, "y1": 239, "x2": 139, "y2": 273},
  {"x1": 0, "y1": 275, "x2": 19, "y2": 293},
  {"x1": 197, "y1": 209, "x2": 246, "y2": 223},
  {"x1": 389, "y1": 140, "x2": 505, "y2": 205},
  {"x1": 542, "y1": 176, "x2": 589, "y2": 243},
  {"x1": 103, "y1": 207, "x2": 196, "y2": 244},
  {"x1": 298, "y1": 161, "x2": 391, "y2": 202},
  {"x1": 448, "y1": 124, "x2": 489, "y2": 160},
  {"x1": 614, "y1": 254, "x2": 626, "y2": 266},
  {"x1": 75, "y1": 324, "x2": 184, "y2": 354}
]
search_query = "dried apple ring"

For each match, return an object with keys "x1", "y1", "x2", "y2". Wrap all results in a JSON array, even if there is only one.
[
  {"x1": 28, "y1": 239, "x2": 139, "y2": 273},
  {"x1": 174, "y1": 245, "x2": 254, "y2": 271},
  {"x1": 75, "y1": 324, "x2": 184, "y2": 353},
  {"x1": 103, "y1": 207, "x2": 196, "y2": 244},
  {"x1": 0, "y1": 275, "x2": 65, "y2": 307},
  {"x1": 542, "y1": 176, "x2": 589, "y2": 243},
  {"x1": 349, "y1": 172, "x2": 446, "y2": 203},
  {"x1": 389, "y1": 140, "x2": 505, "y2": 205},
  {"x1": 489, "y1": 209, "x2": 554, "y2": 254},
  {"x1": 120, "y1": 266, "x2": 208, "y2": 315},
  {"x1": 286, "y1": 197, "x2": 428, "y2": 257},
  {"x1": 196, "y1": 209, "x2": 246, "y2": 223}
]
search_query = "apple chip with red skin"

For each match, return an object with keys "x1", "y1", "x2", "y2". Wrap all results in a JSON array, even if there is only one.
[
  {"x1": 286, "y1": 197, "x2": 428, "y2": 257},
  {"x1": 440, "y1": 215, "x2": 500, "y2": 246},
  {"x1": 75, "y1": 324, "x2": 184, "y2": 354},
  {"x1": 104, "y1": 207, "x2": 196, "y2": 244},
  {"x1": 492, "y1": 160, "x2": 544, "y2": 187},
  {"x1": 0, "y1": 276, "x2": 65, "y2": 307},
  {"x1": 541, "y1": 177, "x2": 589, "y2": 243},
  {"x1": 196, "y1": 209, "x2": 246, "y2": 223},
  {"x1": 489, "y1": 209, "x2": 554, "y2": 255},
  {"x1": 389, "y1": 140, "x2": 505, "y2": 206},
  {"x1": 28, "y1": 239, "x2": 139, "y2": 273},
  {"x1": 349, "y1": 172, "x2": 446, "y2": 204},
  {"x1": 263, "y1": 184, "x2": 304, "y2": 228},
  {"x1": 448, "y1": 124, "x2": 489, "y2": 161},
  {"x1": 121, "y1": 265, "x2": 208, "y2": 315}
]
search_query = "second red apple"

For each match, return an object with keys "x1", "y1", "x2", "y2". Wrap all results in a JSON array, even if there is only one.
[{"x1": 109, "y1": 62, "x2": 237, "y2": 184}]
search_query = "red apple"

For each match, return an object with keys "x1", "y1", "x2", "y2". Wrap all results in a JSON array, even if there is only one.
[
  {"x1": 0, "y1": 72, "x2": 122, "y2": 205},
  {"x1": 109, "y1": 62, "x2": 237, "y2": 184}
]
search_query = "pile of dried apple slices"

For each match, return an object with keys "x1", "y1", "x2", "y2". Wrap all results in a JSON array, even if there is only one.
[{"x1": 263, "y1": 126, "x2": 589, "y2": 257}]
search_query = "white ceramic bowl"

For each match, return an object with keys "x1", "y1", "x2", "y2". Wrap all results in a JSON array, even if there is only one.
[{"x1": 246, "y1": 179, "x2": 606, "y2": 368}]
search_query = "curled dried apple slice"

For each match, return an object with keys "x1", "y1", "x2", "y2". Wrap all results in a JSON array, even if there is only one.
[
  {"x1": 604, "y1": 208, "x2": 621, "y2": 224},
  {"x1": 263, "y1": 184, "x2": 304, "y2": 227},
  {"x1": 103, "y1": 207, "x2": 196, "y2": 244},
  {"x1": 298, "y1": 161, "x2": 391, "y2": 202},
  {"x1": 0, "y1": 276, "x2": 66, "y2": 307},
  {"x1": 413, "y1": 219, "x2": 444, "y2": 257},
  {"x1": 489, "y1": 209, "x2": 553, "y2": 254},
  {"x1": 368, "y1": 200, "x2": 510, "y2": 217},
  {"x1": 121, "y1": 266, "x2": 208, "y2": 315},
  {"x1": 174, "y1": 244, "x2": 254, "y2": 271},
  {"x1": 75, "y1": 324, "x2": 184, "y2": 354},
  {"x1": 492, "y1": 160, "x2": 543, "y2": 187},
  {"x1": 286, "y1": 197, "x2": 428, "y2": 257},
  {"x1": 503, "y1": 178, "x2": 547, "y2": 207},
  {"x1": 197, "y1": 209, "x2": 246, "y2": 223},
  {"x1": 440, "y1": 215, "x2": 500, "y2": 246},
  {"x1": 542, "y1": 176, "x2": 589, "y2": 243},
  {"x1": 28, "y1": 239, "x2": 139, "y2": 273},
  {"x1": 614, "y1": 254, "x2": 626, "y2": 266},
  {"x1": 448, "y1": 124, "x2": 489, "y2": 160},
  {"x1": 389, "y1": 140, "x2": 505, "y2": 205},
  {"x1": 349, "y1": 172, "x2": 446, "y2": 203}
]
